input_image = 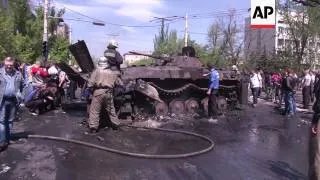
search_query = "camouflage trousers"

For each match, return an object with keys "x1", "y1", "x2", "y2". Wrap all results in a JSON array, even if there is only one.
[{"x1": 88, "y1": 90, "x2": 120, "y2": 129}]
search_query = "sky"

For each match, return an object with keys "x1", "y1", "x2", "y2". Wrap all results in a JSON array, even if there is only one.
[{"x1": 31, "y1": 0, "x2": 250, "y2": 58}]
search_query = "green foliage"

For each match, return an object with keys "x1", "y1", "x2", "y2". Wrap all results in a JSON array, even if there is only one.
[
  {"x1": 11, "y1": 33, "x2": 35, "y2": 63},
  {"x1": 153, "y1": 25, "x2": 180, "y2": 56},
  {"x1": 130, "y1": 59, "x2": 153, "y2": 66},
  {"x1": 0, "y1": 10, "x2": 14, "y2": 59},
  {"x1": 0, "y1": 0, "x2": 68, "y2": 64},
  {"x1": 48, "y1": 35, "x2": 69, "y2": 63}
]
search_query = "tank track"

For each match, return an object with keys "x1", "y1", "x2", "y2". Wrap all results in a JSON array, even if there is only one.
[
  {"x1": 148, "y1": 82, "x2": 206, "y2": 96},
  {"x1": 148, "y1": 82, "x2": 237, "y2": 96}
]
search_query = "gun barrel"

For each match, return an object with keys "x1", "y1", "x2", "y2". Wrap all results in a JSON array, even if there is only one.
[{"x1": 128, "y1": 51, "x2": 172, "y2": 62}]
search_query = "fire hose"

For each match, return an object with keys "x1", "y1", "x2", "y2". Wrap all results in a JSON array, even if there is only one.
[{"x1": 24, "y1": 125, "x2": 214, "y2": 159}]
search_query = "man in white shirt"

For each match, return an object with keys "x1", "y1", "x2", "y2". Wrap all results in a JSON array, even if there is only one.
[
  {"x1": 257, "y1": 70, "x2": 263, "y2": 97},
  {"x1": 250, "y1": 69, "x2": 260, "y2": 107},
  {"x1": 48, "y1": 63, "x2": 58, "y2": 76},
  {"x1": 302, "y1": 70, "x2": 312, "y2": 109}
]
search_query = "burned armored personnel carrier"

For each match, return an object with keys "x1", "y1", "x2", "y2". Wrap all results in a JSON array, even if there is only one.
[
  {"x1": 67, "y1": 40, "x2": 248, "y2": 117},
  {"x1": 122, "y1": 48, "x2": 248, "y2": 116}
]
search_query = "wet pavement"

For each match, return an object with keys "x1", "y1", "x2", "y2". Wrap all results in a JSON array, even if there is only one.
[{"x1": 0, "y1": 94, "x2": 313, "y2": 180}]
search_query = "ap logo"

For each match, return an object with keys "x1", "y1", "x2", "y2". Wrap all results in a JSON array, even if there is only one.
[{"x1": 251, "y1": 0, "x2": 276, "y2": 28}]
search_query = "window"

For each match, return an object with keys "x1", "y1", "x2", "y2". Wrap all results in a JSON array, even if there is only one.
[
  {"x1": 285, "y1": 40, "x2": 292, "y2": 49},
  {"x1": 278, "y1": 27, "x2": 284, "y2": 34},
  {"x1": 285, "y1": 28, "x2": 290, "y2": 34},
  {"x1": 278, "y1": 20, "x2": 284, "y2": 23},
  {"x1": 278, "y1": 39, "x2": 284, "y2": 47}
]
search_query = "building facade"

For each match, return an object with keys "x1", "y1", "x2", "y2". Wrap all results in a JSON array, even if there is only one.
[
  {"x1": 244, "y1": 17, "x2": 276, "y2": 60},
  {"x1": 244, "y1": 12, "x2": 320, "y2": 65}
]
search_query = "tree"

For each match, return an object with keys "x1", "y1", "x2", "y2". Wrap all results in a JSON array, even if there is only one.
[
  {"x1": 0, "y1": 0, "x2": 70, "y2": 63},
  {"x1": 48, "y1": 35, "x2": 69, "y2": 62},
  {"x1": 292, "y1": 0, "x2": 320, "y2": 7},
  {"x1": 153, "y1": 21, "x2": 169, "y2": 55},
  {"x1": 279, "y1": 0, "x2": 320, "y2": 70},
  {"x1": 219, "y1": 9, "x2": 244, "y2": 65},
  {"x1": 208, "y1": 23, "x2": 222, "y2": 51},
  {"x1": 153, "y1": 22, "x2": 189, "y2": 56},
  {"x1": 0, "y1": 9, "x2": 15, "y2": 59},
  {"x1": 8, "y1": 0, "x2": 34, "y2": 35},
  {"x1": 205, "y1": 9, "x2": 244, "y2": 67},
  {"x1": 281, "y1": 2, "x2": 309, "y2": 69}
]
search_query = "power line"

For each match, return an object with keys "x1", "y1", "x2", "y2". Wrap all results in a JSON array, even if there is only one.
[
  {"x1": 63, "y1": 6, "x2": 183, "y2": 28},
  {"x1": 63, "y1": 6, "x2": 248, "y2": 23},
  {"x1": 32, "y1": 3, "x2": 249, "y2": 29},
  {"x1": 31, "y1": 4, "x2": 181, "y2": 28},
  {"x1": 188, "y1": 12, "x2": 249, "y2": 20},
  {"x1": 60, "y1": 5, "x2": 249, "y2": 27},
  {"x1": 63, "y1": 6, "x2": 102, "y2": 22},
  {"x1": 187, "y1": 8, "x2": 249, "y2": 17}
]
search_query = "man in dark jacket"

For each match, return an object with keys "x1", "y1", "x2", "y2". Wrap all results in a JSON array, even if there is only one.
[
  {"x1": 104, "y1": 40, "x2": 123, "y2": 72},
  {"x1": 310, "y1": 73, "x2": 320, "y2": 179},
  {"x1": 283, "y1": 69, "x2": 296, "y2": 116}
]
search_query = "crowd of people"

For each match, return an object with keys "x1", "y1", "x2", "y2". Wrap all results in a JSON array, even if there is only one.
[
  {"x1": 6, "y1": 60, "x2": 77, "y2": 116},
  {"x1": 249, "y1": 68, "x2": 320, "y2": 117}
]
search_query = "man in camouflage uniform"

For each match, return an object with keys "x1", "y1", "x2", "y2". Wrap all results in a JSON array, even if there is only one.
[
  {"x1": 104, "y1": 40, "x2": 123, "y2": 72},
  {"x1": 87, "y1": 58, "x2": 122, "y2": 133}
]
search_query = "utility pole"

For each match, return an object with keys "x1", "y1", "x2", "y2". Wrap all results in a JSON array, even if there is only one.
[
  {"x1": 69, "y1": 25, "x2": 72, "y2": 44},
  {"x1": 150, "y1": 17, "x2": 172, "y2": 43},
  {"x1": 43, "y1": 0, "x2": 49, "y2": 64},
  {"x1": 184, "y1": 13, "x2": 188, "y2": 47},
  {"x1": 68, "y1": 24, "x2": 72, "y2": 65}
]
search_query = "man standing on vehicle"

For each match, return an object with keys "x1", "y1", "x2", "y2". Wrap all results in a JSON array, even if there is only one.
[
  {"x1": 0, "y1": 57, "x2": 24, "y2": 151},
  {"x1": 203, "y1": 62, "x2": 220, "y2": 121},
  {"x1": 104, "y1": 40, "x2": 123, "y2": 72}
]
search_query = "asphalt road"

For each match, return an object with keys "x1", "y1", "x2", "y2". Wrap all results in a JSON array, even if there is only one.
[{"x1": 0, "y1": 95, "x2": 313, "y2": 180}]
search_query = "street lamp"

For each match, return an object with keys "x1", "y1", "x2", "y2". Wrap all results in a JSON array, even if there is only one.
[
  {"x1": 92, "y1": 22, "x2": 105, "y2": 26},
  {"x1": 48, "y1": 16, "x2": 105, "y2": 26}
]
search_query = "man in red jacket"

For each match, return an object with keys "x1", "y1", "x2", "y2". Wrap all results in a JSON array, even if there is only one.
[
  {"x1": 30, "y1": 61, "x2": 48, "y2": 89},
  {"x1": 31, "y1": 61, "x2": 48, "y2": 78}
]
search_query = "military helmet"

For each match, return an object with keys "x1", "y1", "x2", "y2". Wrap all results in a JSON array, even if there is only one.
[
  {"x1": 97, "y1": 56, "x2": 110, "y2": 69},
  {"x1": 232, "y1": 65, "x2": 238, "y2": 71},
  {"x1": 108, "y1": 40, "x2": 118, "y2": 48}
]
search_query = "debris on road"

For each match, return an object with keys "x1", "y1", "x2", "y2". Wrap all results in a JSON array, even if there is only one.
[
  {"x1": 300, "y1": 119, "x2": 311, "y2": 125},
  {"x1": 208, "y1": 118, "x2": 218, "y2": 124},
  {"x1": 0, "y1": 164, "x2": 11, "y2": 174},
  {"x1": 56, "y1": 148, "x2": 68, "y2": 156},
  {"x1": 97, "y1": 136, "x2": 105, "y2": 142},
  {"x1": 132, "y1": 119, "x2": 162, "y2": 128}
]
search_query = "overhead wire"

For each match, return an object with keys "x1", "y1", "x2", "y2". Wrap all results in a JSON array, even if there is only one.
[
  {"x1": 187, "y1": 8, "x2": 249, "y2": 17},
  {"x1": 63, "y1": 6, "x2": 185, "y2": 28},
  {"x1": 31, "y1": 2, "x2": 249, "y2": 29},
  {"x1": 33, "y1": 1, "x2": 252, "y2": 47},
  {"x1": 30, "y1": 3, "x2": 183, "y2": 28}
]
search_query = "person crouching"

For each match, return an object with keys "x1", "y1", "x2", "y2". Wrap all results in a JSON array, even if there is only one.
[{"x1": 25, "y1": 85, "x2": 57, "y2": 115}]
